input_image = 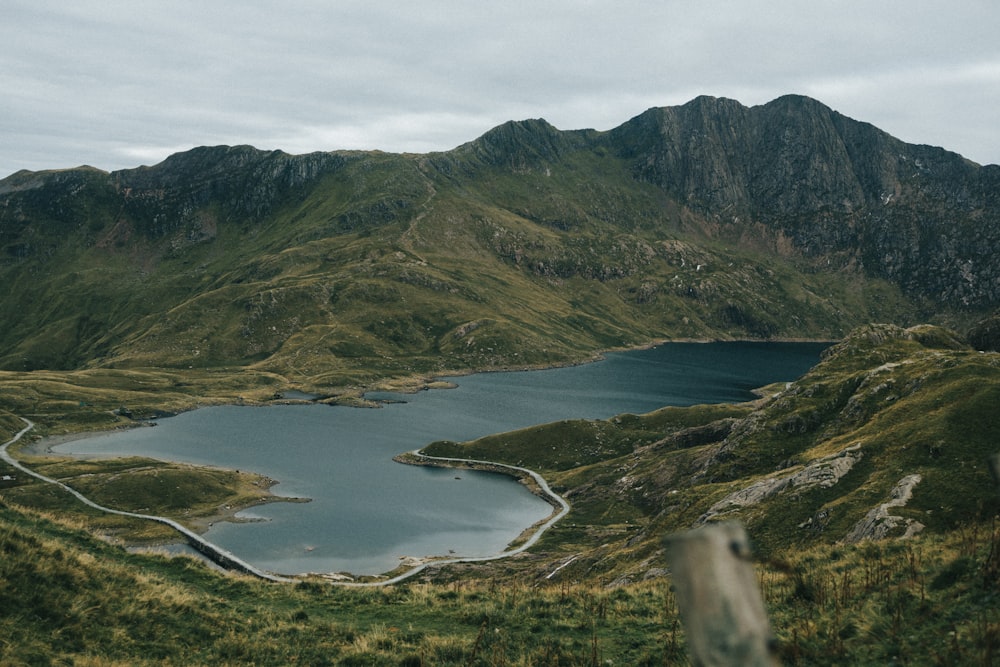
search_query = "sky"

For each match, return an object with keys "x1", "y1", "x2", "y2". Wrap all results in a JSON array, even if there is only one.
[{"x1": 2, "y1": 1, "x2": 999, "y2": 178}]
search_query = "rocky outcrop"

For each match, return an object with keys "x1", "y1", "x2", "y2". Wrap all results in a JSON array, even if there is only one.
[
  {"x1": 0, "y1": 147, "x2": 354, "y2": 250},
  {"x1": 112, "y1": 146, "x2": 353, "y2": 234},
  {"x1": 610, "y1": 95, "x2": 895, "y2": 216},
  {"x1": 842, "y1": 474, "x2": 924, "y2": 543},
  {"x1": 698, "y1": 443, "x2": 862, "y2": 523},
  {"x1": 457, "y1": 118, "x2": 593, "y2": 172},
  {"x1": 968, "y1": 311, "x2": 1000, "y2": 351},
  {"x1": 650, "y1": 418, "x2": 739, "y2": 451}
]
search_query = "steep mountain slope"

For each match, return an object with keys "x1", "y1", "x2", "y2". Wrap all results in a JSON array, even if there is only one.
[
  {"x1": 609, "y1": 95, "x2": 1000, "y2": 306},
  {"x1": 1, "y1": 96, "x2": 998, "y2": 388}
]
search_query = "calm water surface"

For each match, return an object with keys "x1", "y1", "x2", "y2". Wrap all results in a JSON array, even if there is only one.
[{"x1": 58, "y1": 342, "x2": 827, "y2": 576}]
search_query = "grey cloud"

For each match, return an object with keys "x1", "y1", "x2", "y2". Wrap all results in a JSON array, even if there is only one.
[{"x1": 2, "y1": 0, "x2": 998, "y2": 177}]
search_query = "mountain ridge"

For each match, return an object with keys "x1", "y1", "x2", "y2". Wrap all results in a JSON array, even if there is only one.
[{"x1": 1, "y1": 95, "x2": 998, "y2": 380}]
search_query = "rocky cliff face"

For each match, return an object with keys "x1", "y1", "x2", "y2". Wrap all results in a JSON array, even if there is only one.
[
  {"x1": 606, "y1": 95, "x2": 1000, "y2": 306},
  {"x1": 610, "y1": 95, "x2": 902, "y2": 216},
  {"x1": 111, "y1": 146, "x2": 352, "y2": 237}
]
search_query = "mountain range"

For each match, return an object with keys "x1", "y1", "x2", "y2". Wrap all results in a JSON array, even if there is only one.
[{"x1": 2, "y1": 94, "x2": 998, "y2": 387}]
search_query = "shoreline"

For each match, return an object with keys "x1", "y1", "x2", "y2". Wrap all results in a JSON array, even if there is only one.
[
  {"x1": 9, "y1": 338, "x2": 834, "y2": 447},
  {"x1": 11, "y1": 336, "x2": 834, "y2": 424},
  {"x1": 16, "y1": 418, "x2": 569, "y2": 584},
  {"x1": 14, "y1": 427, "x2": 310, "y2": 538},
  {"x1": 372, "y1": 335, "x2": 835, "y2": 395},
  {"x1": 4, "y1": 337, "x2": 830, "y2": 582},
  {"x1": 2, "y1": 418, "x2": 293, "y2": 582},
  {"x1": 392, "y1": 451, "x2": 564, "y2": 513},
  {"x1": 17, "y1": 428, "x2": 136, "y2": 458},
  {"x1": 340, "y1": 450, "x2": 571, "y2": 586}
]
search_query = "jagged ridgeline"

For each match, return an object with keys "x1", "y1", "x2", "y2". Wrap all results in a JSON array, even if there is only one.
[{"x1": 1, "y1": 95, "x2": 999, "y2": 382}]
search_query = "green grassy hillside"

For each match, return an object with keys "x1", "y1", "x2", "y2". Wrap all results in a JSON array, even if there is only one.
[
  {"x1": 424, "y1": 324, "x2": 1000, "y2": 577},
  {"x1": 1, "y1": 144, "x2": 916, "y2": 387},
  {"x1": 1, "y1": 498, "x2": 997, "y2": 665}
]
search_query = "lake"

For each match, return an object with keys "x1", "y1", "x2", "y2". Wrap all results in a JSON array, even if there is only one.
[{"x1": 56, "y1": 341, "x2": 827, "y2": 576}]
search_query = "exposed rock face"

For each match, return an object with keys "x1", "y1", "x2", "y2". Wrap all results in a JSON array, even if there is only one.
[
  {"x1": 698, "y1": 444, "x2": 863, "y2": 524},
  {"x1": 111, "y1": 146, "x2": 352, "y2": 235},
  {"x1": 453, "y1": 118, "x2": 593, "y2": 172},
  {"x1": 842, "y1": 474, "x2": 924, "y2": 543},
  {"x1": 611, "y1": 95, "x2": 920, "y2": 217},
  {"x1": 967, "y1": 311, "x2": 1000, "y2": 351},
  {"x1": 650, "y1": 418, "x2": 739, "y2": 451},
  {"x1": 607, "y1": 95, "x2": 1000, "y2": 308}
]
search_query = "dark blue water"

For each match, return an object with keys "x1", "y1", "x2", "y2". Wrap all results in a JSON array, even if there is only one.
[{"x1": 57, "y1": 342, "x2": 826, "y2": 576}]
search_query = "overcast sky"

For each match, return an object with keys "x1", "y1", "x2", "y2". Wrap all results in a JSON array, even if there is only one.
[{"x1": 2, "y1": 1, "x2": 998, "y2": 178}]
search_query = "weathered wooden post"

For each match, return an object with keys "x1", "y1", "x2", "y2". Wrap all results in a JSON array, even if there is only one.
[
  {"x1": 664, "y1": 521, "x2": 778, "y2": 666},
  {"x1": 990, "y1": 453, "x2": 1000, "y2": 491}
]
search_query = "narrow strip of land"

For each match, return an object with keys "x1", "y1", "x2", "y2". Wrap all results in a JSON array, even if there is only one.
[
  {"x1": 1, "y1": 417, "x2": 293, "y2": 583},
  {"x1": 355, "y1": 450, "x2": 571, "y2": 586}
]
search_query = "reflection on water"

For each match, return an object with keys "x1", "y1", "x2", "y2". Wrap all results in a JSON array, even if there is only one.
[{"x1": 58, "y1": 342, "x2": 826, "y2": 575}]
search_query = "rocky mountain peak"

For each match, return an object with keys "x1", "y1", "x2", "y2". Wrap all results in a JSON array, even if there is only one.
[
  {"x1": 608, "y1": 94, "x2": 897, "y2": 215},
  {"x1": 460, "y1": 117, "x2": 591, "y2": 171},
  {"x1": 109, "y1": 146, "x2": 352, "y2": 228}
]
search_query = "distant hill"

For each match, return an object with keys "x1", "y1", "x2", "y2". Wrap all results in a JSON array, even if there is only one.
[{"x1": 2, "y1": 95, "x2": 998, "y2": 385}]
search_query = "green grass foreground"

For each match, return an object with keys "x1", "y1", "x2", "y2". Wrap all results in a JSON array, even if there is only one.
[{"x1": 0, "y1": 502, "x2": 997, "y2": 665}]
